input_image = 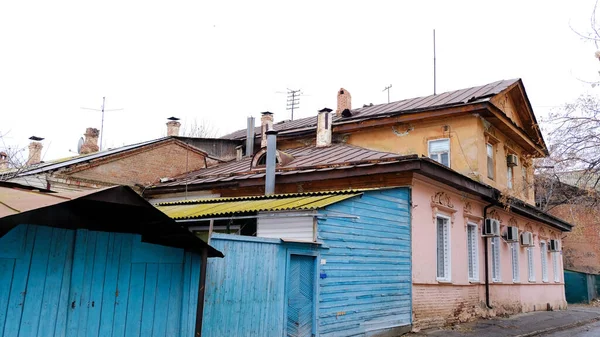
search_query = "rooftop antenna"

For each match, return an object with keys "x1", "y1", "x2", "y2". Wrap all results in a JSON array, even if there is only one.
[
  {"x1": 286, "y1": 89, "x2": 302, "y2": 120},
  {"x1": 383, "y1": 84, "x2": 392, "y2": 103},
  {"x1": 81, "y1": 97, "x2": 123, "y2": 151},
  {"x1": 433, "y1": 29, "x2": 437, "y2": 95}
]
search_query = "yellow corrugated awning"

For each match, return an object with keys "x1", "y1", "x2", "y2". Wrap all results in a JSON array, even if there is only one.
[{"x1": 157, "y1": 193, "x2": 362, "y2": 220}]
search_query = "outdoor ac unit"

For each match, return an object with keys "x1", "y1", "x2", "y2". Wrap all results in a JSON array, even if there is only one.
[
  {"x1": 507, "y1": 154, "x2": 519, "y2": 167},
  {"x1": 505, "y1": 226, "x2": 519, "y2": 242},
  {"x1": 483, "y1": 219, "x2": 500, "y2": 237},
  {"x1": 549, "y1": 239, "x2": 561, "y2": 252},
  {"x1": 520, "y1": 232, "x2": 534, "y2": 247}
]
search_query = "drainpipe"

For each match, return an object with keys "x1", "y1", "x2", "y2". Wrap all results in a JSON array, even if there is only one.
[
  {"x1": 245, "y1": 116, "x2": 255, "y2": 156},
  {"x1": 195, "y1": 246, "x2": 209, "y2": 337},
  {"x1": 265, "y1": 129, "x2": 278, "y2": 195},
  {"x1": 483, "y1": 203, "x2": 494, "y2": 309}
]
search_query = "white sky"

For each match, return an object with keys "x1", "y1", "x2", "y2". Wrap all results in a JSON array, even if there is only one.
[{"x1": 1, "y1": 0, "x2": 599, "y2": 162}]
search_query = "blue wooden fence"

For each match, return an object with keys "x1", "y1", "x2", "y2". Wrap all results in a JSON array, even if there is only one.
[{"x1": 0, "y1": 224, "x2": 201, "y2": 337}]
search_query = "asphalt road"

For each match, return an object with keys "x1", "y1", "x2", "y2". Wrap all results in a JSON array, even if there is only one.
[{"x1": 542, "y1": 320, "x2": 600, "y2": 336}]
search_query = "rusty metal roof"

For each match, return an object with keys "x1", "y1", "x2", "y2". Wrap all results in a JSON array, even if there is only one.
[
  {"x1": 157, "y1": 190, "x2": 362, "y2": 219},
  {"x1": 155, "y1": 144, "x2": 407, "y2": 187},
  {"x1": 221, "y1": 79, "x2": 518, "y2": 140}
]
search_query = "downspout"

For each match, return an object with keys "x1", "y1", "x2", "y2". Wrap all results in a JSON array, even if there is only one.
[
  {"x1": 483, "y1": 203, "x2": 494, "y2": 309},
  {"x1": 195, "y1": 246, "x2": 209, "y2": 337}
]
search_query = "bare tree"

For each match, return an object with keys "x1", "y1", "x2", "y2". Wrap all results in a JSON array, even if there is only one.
[
  {"x1": 179, "y1": 118, "x2": 219, "y2": 138},
  {"x1": 0, "y1": 132, "x2": 29, "y2": 181}
]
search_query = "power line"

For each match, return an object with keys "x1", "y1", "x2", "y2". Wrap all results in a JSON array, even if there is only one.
[{"x1": 81, "y1": 97, "x2": 123, "y2": 151}]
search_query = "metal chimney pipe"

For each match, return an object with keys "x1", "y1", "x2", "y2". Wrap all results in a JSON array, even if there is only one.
[
  {"x1": 265, "y1": 129, "x2": 278, "y2": 195},
  {"x1": 245, "y1": 116, "x2": 255, "y2": 156}
]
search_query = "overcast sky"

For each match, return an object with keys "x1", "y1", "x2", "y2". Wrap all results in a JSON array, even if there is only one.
[{"x1": 1, "y1": 0, "x2": 599, "y2": 162}]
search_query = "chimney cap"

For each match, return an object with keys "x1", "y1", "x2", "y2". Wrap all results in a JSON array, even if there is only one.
[
  {"x1": 29, "y1": 136, "x2": 44, "y2": 141},
  {"x1": 318, "y1": 108, "x2": 333, "y2": 113},
  {"x1": 261, "y1": 111, "x2": 273, "y2": 115},
  {"x1": 265, "y1": 129, "x2": 279, "y2": 135},
  {"x1": 167, "y1": 116, "x2": 180, "y2": 121}
]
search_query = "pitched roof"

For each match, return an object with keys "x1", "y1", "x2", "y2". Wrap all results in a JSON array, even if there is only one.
[
  {"x1": 155, "y1": 143, "x2": 407, "y2": 187},
  {"x1": 3, "y1": 137, "x2": 210, "y2": 179},
  {"x1": 221, "y1": 79, "x2": 518, "y2": 140}
]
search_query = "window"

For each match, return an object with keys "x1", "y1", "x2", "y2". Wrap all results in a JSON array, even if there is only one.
[
  {"x1": 429, "y1": 139, "x2": 450, "y2": 167},
  {"x1": 527, "y1": 247, "x2": 535, "y2": 282},
  {"x1": 521, "y1": 165, "x2": 528, "y2": 197},
  {"x1": 487, "y1": 143, "x2": 495, "y2": 179},
  {"x1": 541, "y1": 241, "x2": 548, "y2": 282},
  {"x1": 507, "y1": 166, "x2": 513, "y2": 189},
  {"x1": 511, "y1": 242, "x2": 520, "y2": 282},
  {"x1": 491, "y1": 236, "x2": 501, "y2": 282},
  {"x1": 467, "y1": 223, "x2": 479, "y2": 281},
  {"x1": 436, "y1": 215, "x2": 451, "y2": 281},
  {"x1": 552, "y1": 252, "x2": 560, "y2": 282}
]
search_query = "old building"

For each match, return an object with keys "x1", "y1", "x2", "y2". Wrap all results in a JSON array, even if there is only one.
[
  {"x1": 147, "y1": 79, "x2": 573, "y2": 332},
  {"x1": 2, "y1": 119, "x2": 240, "y2": 193}
]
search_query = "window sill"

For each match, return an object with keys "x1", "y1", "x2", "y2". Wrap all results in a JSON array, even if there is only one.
[
  {"x1": 469, "y1": 280, "x2": 480, "y2": 284},
  {"x1": 512, "y1": 281, "x2": 521, "y2": 284},
  {"x1": 437, "y1": 279, "x2": 452, "y2": 284},
  {"x1": 528, "y1": 280, "x2": 536, "y2": 283},
  {"x1": 492, "y1": 280, "x2": 502, "y2": 283}
]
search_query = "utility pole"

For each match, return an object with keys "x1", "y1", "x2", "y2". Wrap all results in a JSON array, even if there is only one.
[
  {"x1": 433, "y1": 29, "x2": 437, "y2": 95},
  {"x1": 286, "y1": 89, "x2": 301, "y2": 120},
  {"x1": 383, "y1": 84, "x2": 392, "y2": 103},
  {"x1": 81, "y1": 97, "x2": 123, "y2": 151}
]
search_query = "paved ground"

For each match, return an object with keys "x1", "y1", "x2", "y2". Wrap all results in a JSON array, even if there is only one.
[
  {"x1": 410, "y1": 305, "x2": 600, "y2": 337},
  {"x1": 543, "y1": 319, "x2": 600, "y2": 337}
]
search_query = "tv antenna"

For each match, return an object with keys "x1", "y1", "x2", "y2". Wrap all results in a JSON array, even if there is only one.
[
  {"x1": 383, "y1": 84, "x2": 392, "y2": 103},
  {"x1": 81, "y1": 97, "x2": 123, "y2": 151},
  {"x1": 433, "y1": 29, "x2": 437, "y2": 95}
]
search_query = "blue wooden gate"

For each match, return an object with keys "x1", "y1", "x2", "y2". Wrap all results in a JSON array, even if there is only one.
[
  {"x1": 0, "y1": 224, "x2": 201, "y2": 337},
  {"x1": 287, "y1": 254, "x2": 315, "y2": 337}
]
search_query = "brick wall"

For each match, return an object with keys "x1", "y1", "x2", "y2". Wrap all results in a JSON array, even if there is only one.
[
  {"x1": 67, "y1": 141, "x2": 207, "y2": 187},
  {"x1": 413, "y1": 284, "x2": 482, "y2": 330},
  {"x1": 550, "y1": 204, "x2": 600, "y2": 274}
]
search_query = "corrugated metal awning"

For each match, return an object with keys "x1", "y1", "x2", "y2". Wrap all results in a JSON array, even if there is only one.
[{"x1": 157, "y1": 192, "x2": 362, "y2": 220}]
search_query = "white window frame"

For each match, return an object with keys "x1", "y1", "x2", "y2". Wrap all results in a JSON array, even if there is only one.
[
  {"x1": 541, "y1": 241, "x2": 549, "y2": 282},
  {"x1": 527, "y1": 247, "x2": 535, "y2": 282},
  {"x1": 511, "y1": 242, "x2": 520, "y2": 282},
  {"x1": 467, "y1": 222, "x2": 479, "y2": 282},
  {"x1": 436, "y1": 214, "x2": 451, "y2": 282},
  {"x1": 491, "y1": 236, "x2": 501, "y2": 282},
  {"x1": 552, "y1": 252, "x2": 560, "y2": 283},
  {"x1": 428, "y1": 138, "x2": 451, "y2": 168}
]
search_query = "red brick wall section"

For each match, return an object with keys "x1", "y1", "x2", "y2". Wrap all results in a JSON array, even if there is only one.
[
  {"x1": 413, "y1": 285, "x2": 482, "y2": 330},
  {"x1": 550, "y1": 204, "x2": 600, "y2": 274},
  {"x1": 68, "y1": 142, "x2": 207, "y2": 187}
]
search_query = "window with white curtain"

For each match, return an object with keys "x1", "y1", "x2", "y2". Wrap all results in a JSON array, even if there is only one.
[
  {"x1": 553, "y1": 252, "x2": 560, "y2": 282},
  {"x1": 487, "y1": 143, "x2": 495, "y2": 179},
  {"x1": 511, "y1": 242, "x2": 520, "y2": 282},
  {"x1": 429, "y1": 139, "x2": 450, "y2": 167},
  {"x1": 436, "y1": 215, "x2": 451, "y2": 281},
  {"x1": 541, "y1": 241, "x2": 548, "y2": 282},
  {"x1": 527, "y1": 247, "x2": 535, "y2": 282},
  {"x1": 467, "y1": 223, "x2": 479, "y2": 281},
  {"x1": 491, "y1": 236, "x2": 501, "y2": 282},
  {"x1": 507, "y1": 166, "x2": 513, "y2": 189}
]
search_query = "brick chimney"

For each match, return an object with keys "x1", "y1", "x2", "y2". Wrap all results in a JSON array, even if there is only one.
[
  {"x1": 27, "y1": 141, "x2": 42, "y2": 166},
  {"x1": 261, "y1": 111, "x2": 274, "y2": 148},
  {"x1": 166, "y1": 117, "x2": 181, "y2": 137},
  {"x1": 0, "y1": 152, "x2": 8, "y2": 170},
  {"x1": 80, "y1": 128, "x2": 100, "y2": 155},
  {"x1": 316, "y1": 108, "x2": 333, "y2": 147},
  {"x1": 336, "y1": 88, "x2": 352, "y2": 117}
]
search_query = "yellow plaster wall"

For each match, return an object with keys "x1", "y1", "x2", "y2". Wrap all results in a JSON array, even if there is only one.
[{"x1": 491, "y1": 92, "x2": 524, "y2": 129}]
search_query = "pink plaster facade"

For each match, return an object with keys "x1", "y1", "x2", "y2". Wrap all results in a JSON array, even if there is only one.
[{"x1": 411, "y1": 176, "x2": 567, "y2": 330}]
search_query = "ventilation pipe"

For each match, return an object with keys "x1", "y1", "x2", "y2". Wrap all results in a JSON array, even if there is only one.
[
  {"x1": 166, "y1": 117, "x2": 181, "y2": 137},
  {"x1": 260, "y1": 111, "x2": 274, "y2": 148},
  {"x1": 26, "y1": 136, "x2": 44, "y2": 166},
  {"x1": 265, "y1": 129, "x2": 278, "y2": 195},
  {"x1": 316, "y1": 107, "x2": 333, "y2": 147},
  {"x1": 80, "y1": 128, "x2": 100, "y2": 155},
  {"x1": 246, "y1": 116, "x2": 255, "y2": 156}
]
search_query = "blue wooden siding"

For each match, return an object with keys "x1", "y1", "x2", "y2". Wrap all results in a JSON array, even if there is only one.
[
  {"x1": 201, "y1": 234, "x2": 287, "y2": 337},
  {"x1": 317, "y1": 188, "x2": 412, "y2": 336},
  {"x1": 0, "y1": 224, "x2": 201, "y2": 337}
]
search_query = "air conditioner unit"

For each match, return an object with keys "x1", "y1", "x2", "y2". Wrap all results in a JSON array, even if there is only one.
[
  {"x1": 505, "y1": 226, "x2": 519, "y2": 242},
  {"x1": 507, "y1": 154, "x2": 519, "y2": 167},
  {"x1": 520, "y1": 232, "x2": 534, "y2": 247},
  {"x1": 549, "y1": 239, "x2": 561, "y2": 252},
  {"x1": 483, "y1": 219, "x2": 500, "y2": 237}
]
